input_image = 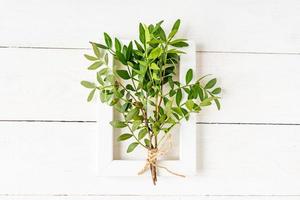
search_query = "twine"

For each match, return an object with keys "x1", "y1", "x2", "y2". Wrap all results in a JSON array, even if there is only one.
[{"x1": 138, "y1": 135, "x2": 185, "y2": 178}]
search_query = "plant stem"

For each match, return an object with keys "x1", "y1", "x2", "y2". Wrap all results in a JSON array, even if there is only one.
[{"x1": 124, "y1": 116, "x2": 147, "y2": 149}]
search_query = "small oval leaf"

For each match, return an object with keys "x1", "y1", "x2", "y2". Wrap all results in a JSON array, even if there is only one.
[
  {"x1": 185, "y1": 68, "x2": 193, "y2": 84},
  {"x1": 138, "y1": 128, "x2": 148, "y2": 140},
  {"x1": 81, "y1": 81, "x2": 96, "y2": 88},
  {"x1": 176, "y1": 89, "x2": 182, "y2": 106},
  {"x1": 110, "y1": 120, "x2": 127, "y2": 128},
  {"x1": 104, "y1": 32, "x2": 112, "y2": 48},
  {"x1": 88, "y1": 61, "x2": 103, "y2": 70},
  {"x1": 117, "y1": 133, "x2": 132, "y2": 141},
  {"x1": 205, "y1": 78, "x2": 217, "y2": 89},
  {"x1": 87, "y1": 89, "x2": 96, "y2": 102},
  {"x1": 212, "y1": 87, "x2": 221, "y2": 94},
  {"x1": 116, "y1": 70, "x2": 131, "y2": 80},
  {"x1": 127, "y1": 142, "x2": 139, "y2": 153}
]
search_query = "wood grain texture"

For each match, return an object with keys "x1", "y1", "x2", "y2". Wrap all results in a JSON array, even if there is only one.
[
  {"x1": 1, "y1": 48, "x2": 300, "y2": 123},
  {"x1": 0, "y1": 123, "x2": 299, "y2": 195},
  {"x1": 1, "y1": 0, "x2": 300, "y2": 53}
]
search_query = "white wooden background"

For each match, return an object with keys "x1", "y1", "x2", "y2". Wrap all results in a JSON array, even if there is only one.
[{"x1": 1, "y1": 0, "x2": 300, "y2": 199}]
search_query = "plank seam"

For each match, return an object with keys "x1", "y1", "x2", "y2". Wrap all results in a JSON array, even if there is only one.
[
  {"x1": 198, "y1": 50, "x2": 300, "y2": 55},
  {"x1": 1, "y1": 120, "x2": 300, "y2": 126},
  {"x1": 1, "y1": 46, "x2": 300, "y2": 55},
  {"x1": 0, "y1": 120, "x2": 96, "y2": 123},
  {"x1": 0, "y1": 46, "x2": 89, "y2": 50},
  {"x1": 0, "y1": 194, "x2": 299, "y2": 197},
  {"x1": 197, "y1": 122, "x2": 300, "y2": 126}
]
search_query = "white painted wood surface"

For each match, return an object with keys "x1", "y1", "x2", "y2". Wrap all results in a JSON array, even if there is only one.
[
  {"x1": 0, "y1": 123, "x2": 300, "y2": 195},
  {"x1": 1, "y1": 48, "x2": 300, "y2": 123},
  {"x1": 1, "y1": 0, "x2": 300, "y2": 53},
  {"x1": 0, "y1": 0, "x2": 299, "y2": 199}
]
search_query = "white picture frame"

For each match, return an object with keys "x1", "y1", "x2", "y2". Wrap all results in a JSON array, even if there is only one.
[{"x1": 97, "y1": 41, "x2": 196, "y2": 177}]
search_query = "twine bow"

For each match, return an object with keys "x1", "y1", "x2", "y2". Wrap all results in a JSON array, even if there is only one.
[{"x1": 138, "y1": 134, "x2": 185, "y2": 178}]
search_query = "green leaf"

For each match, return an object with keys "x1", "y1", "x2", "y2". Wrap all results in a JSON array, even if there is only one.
[
  {"x1": 167, "y1": 49, "x2": 186, "y2": 54},
  {"x1": 116, "y1": 70, "x2": 131, "y2": 80},
  {"x1": 120, "y1": 102, "x2": 130, "y2": 112},
  {"x1": 181, "y1": 107, "x2": 189, "y2": 120},
  {"x1": 87, "y1": 89, "x2": 96, "y2": 102},
  {"x1": 91, "y1": 43, "x2": 100, "y2": 58},
  {"x1": 185, "y1": 100, "x2": 194, "y2": 111},
  {"x1": 104, "y1": 53, "x2": 109, "y2": 64},
  {"x1": 126, "y1": 41, "x2": 133, "y2": 59},
  {"x1": 104, "y1": 32, "x2": 112, "y2": 48},
  {"x1": 176, "y1": 89, "x2": 182, "y2": 106},
  {"x1": 99, "y1": 91, "x2": 109, "y2": 103},
  {"x1": 134, "y1": 40, "x2": 144, "y2": 52},
  {"x1": 168, "y1": 19, "x2": 180, "y2": 39},
  {"x1": 200, "y1": 98, "x2": 213, "y2": 106},
  {"x1": 110, "y1": 120, "x2": 127, "y2": 128},
  {"x1": 191, "y1": 84, "x2": 199, "y2": 99},
  {"x1": 117, "y1": 133, "x2": 132, "y2": 141},
  {"x1": 148, "y1": 46, "x2": 162, "y2": 60},
  {"x1": 96, "y1": 72, "x2": 105, "y2": 85},
  {"x1": 153, "y1": 20, "x2": 164, "y2": 32},
  {"x1": 98, "y1": 67, "x2": 109, "y2": 75},
  {"x1": 165, "y1": 100, "x2": 173, "y2": 116},
  {"x1": 172, "y1": 107, "x2": 183, "y2": 117},
  {"x1": 152, "y1": 72, "x2": 160, "y2": 80},
  {"x1": 170, "y1": 40, "x2": 189, "y2": 47},
  {"x1": 84, "y1": 54, "x2": 98, "y2": 61},
  {"x1": 88, "y1": 61, "x2": 103, "y2": 70},
  {"x1": 115, "y1": 38, "x2": 122, "y2": 52},
  {"x1": 90, "y1": 42, "x2": 108, "y2": 49},
  {"x1": 198, "y1": 86, "x2": 204, "y2": 100},
  {"x1": 132, "y1": 120, "x2": 141, "y2": 131},
  {"x1": 212, "y1": 87, "x2": 221, "y2": 94},
  {"x1": 205, "y1": 78, "x2": 217, "y2": 89},
  {"x1": 138, "y1": 128, "x2": 148, "y2": 140},
  {"x1": 115, "y1": 51, "x2": 127, "y2": 65},
  {"x1": 126, "y1": 84, "x2": 135, "y2": 91},
  {"x1": 185, "y1": 68, "x2": 193, "y2": 84},
  {"x1": 158, "y1": 27, "x2": 166, "y2": 41},
  {"x1": 139, "y1": 23, "x2": 146, "y2": 45},
  {"x1": 168, "y1": 78, "x2": 174, "y2": 89},
  {"x1": 127, "y1": 142, "x2": 139, "y2": 153},
  {"x1": 214, "y1": 98, "x2": 221, "y2": 110},
  {"x1": 143, "y1": 24, "x2": 151, "y2": 44},
  {"x1": 126, "y1": 108, "x2": 139, "y2": 121},
  {"x1": 150, "y1": 63, "x2": 160, "y2": 70},
  {"x1": 81, "y1": 81, "x2": 95, "y2": 88},
  {"x1": 144, "y1": 139, "x2": 150, "y2": 148}
]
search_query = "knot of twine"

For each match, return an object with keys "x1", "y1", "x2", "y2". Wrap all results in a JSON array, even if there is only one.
[{"x1": 138, "y1": 135, "x2": 185, "y2": 178}]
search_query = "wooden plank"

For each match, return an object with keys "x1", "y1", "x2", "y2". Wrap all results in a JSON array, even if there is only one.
[
  {"x1": 196, "y1": 52, "x2": 300, "y2": 123},
  {"x1": 0, "y1": 122, "x2": 299, "y2": 194},
  {"x1": 0, "y1": 196, "x2": 298, "y2": 200},
  {"x1": 0, "y1": 48, "x2": 95, "y2": 120},
  {"x1": 1, "y1": 48, "x2": 300, "y2": 123},
  {"x1": 1, "y1": 0, "x2": 300, "y2": 53}
]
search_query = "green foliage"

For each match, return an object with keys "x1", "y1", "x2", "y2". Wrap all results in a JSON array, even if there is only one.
[
  {"x1": 127, "y1": 142, "x2": 139, "y2": 153},
  {"x1": 81, "y1": 19, "x2": 221, "y2": 153},
  {"x1": 117, "y1": 133, "x2": 133, "y2": 141}
]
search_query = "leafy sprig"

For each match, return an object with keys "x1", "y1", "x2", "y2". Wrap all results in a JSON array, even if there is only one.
[{"x1": 81, "y1": 19, "x2": 221, "y2": 153}]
